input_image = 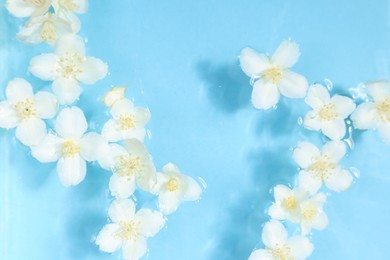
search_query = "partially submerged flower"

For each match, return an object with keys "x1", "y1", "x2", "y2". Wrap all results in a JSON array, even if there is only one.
[
  {"x1": 351, "y1": 80, "x2": 390, "y2": 143},
  {"x1": 103, "y1": 86, "x2": 127, "y2": 108},
  {"x1": 303, "y1": 84, "x2": 356, "y2": 140},
  {"x1": 99, "y1": 139, "x2": 157, "y2": 199},
  {"x1": 102, "y1": 99, "x2": 150, "y2": 143},
  {"x1": 239, "y1": 40, "x2": 308, "y2": 109},
  {"x1": 154, "y1": 163, "x2": 202, "y2": 215},
  {"x1": 293, "y1": 141, "x2": 353, "y2": 194},
  {"x1": 17, "y1": 12, "x2": 75, "y2": 45},
  {"x1": 96, "y1": 199, "x2": 165, "y2": 260},
  {"x1": 52, "y1": 0, "x2": 88, "y2": 32},
  {"x1": 248, "y1": 220, "x2": 313, "y2": 260},
  {"x1": 0, "y1": 78, "x2": 58, "y2": 146},
  {"x1": 31, "y1": 106, "x2": 107, "y2": 187},
  {"x1": 6, "y1": 0, "x2": 52, "y2": 18},
  {"x1": 299, "y1": 193, "x2": 328, "y2": 235},
  {"x1": 29, "y1": 34, "x2": 108, "y2": 104}
]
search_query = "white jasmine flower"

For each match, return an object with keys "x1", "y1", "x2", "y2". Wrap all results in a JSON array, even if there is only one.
[
  {"x1": 96, "y1": 199, "x2": 165, "y2": 260},
  {"x1": 299, "y1": 193, "x2": 328, "y2": 235},
  {"x1": 31, "y1": 106, "x2": 107, "y2": 187},
  {"x1": 29, "y1": 34, "x2": 108, "y2": 104},
  {"x1": 103, "y1": 86, "x2": 127, "y2": 108},
  {"x1": 17, "y1": 12, "x2": 75, "y2": 45},
  {"x1": 155, "y1": 163, "x2": 202, "y2": 215},
  {"x1": 102, "y1": 99, "x2": 150, "y2": 143},
  {"x1": 0, "y1": 78, "x2": 58, "y2": 146},
  {"x1": 98, "y1": 139, "x2": 157, "y2": 199},
  {"x1": 5, "y1": 0, "x2": 51, "y2": 18},
  {"x1": 351, "y1": 80, "x2": 390, "y2": 143},
  {"x1": 239, "y1": 40, "x2": 308, "y2": 110},
  {"x1": 293, "y1": 141, "x2": 353, "y2": 195},
  {"x1": 268, "y1": 185, "x2": 310, "y2": 224},
  {"x1": 52, "y1": 0, "x2": 88, "y2": 32},
  {"x1": 303, "y1": 84, "x2": 356, "y2": 140},
  {"x1": 248, "y1": 220, "x2": 313, "y2": 260}
]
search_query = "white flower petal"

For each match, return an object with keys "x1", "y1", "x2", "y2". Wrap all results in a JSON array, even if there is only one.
[
  {"x1": 366, "y1": 80, "x2": 390, "y2": 101},
  {"x1": 122, "y1": 236, "x2": 147, "y2": 260},
  {"x1": 331, "y1": 95, "x2": 356, "y2": 118},
  {"x1": 311, "y1": 212, "x2": 328, "y2": 231},
  {"x1": 103, "y1": 87, "x2": 126, "y2": 108},
  {"x1": 325, "y1": 169, "x2": 353, "y2": 192},
  {"x1": 182, "y1": 176, "x2": 202, "y2": 201},
  {"x1": 109, "y1": 174, "x2": 136, "y2": 199},
  {"x1": 305, "y1": 84, "x2": 330, "y2": 110},
  {"x1": 298, "y1": 170, "x2": 322, "y2": 195},
  {"x1": 351, "y1": 102, "x2": 378, "y2": 129},
  {"x1": 133, "y1": 108, "x2": 151, "y2": 128},
  {"x1": 98, "y1": 144, "x2": 128, "y2": 171},
  {"x1": 158, "y1": 190, "x2": 181, "y2": 215},
  {"x1": 31, "y1": 134, "x2": 63, "y2": 163},
  {"x1": 34, "y1": 91, "x2": 59, "y2": 119},
  {"x1": 15, "y1": 117, "x2": 46, "y2": 146},
  {"x1": 251, "y1": 80, "x2": 280, "y2": 110},
  {"x1": 321, "y1": 119, "x2": 346, "y2": 140},
  {"x1": 122, "y1": 128, "x2": 146, "y2": 142},
  {"x1": 73, "y1": 0, "x2": 89, "y2": 13},
  {"x1": 262, "y1": 220, "x2": 288, "y2": 249},
  {"x1": 271, "y1": 40, "x2": 300, "y2": 68},
  {"x1": 101, "y1": 119, "x2": 123, "y2": 142},
  {"x1": 52, "y1": 78, "x2": 82, "y2": 105},
  {"x1": 287, "y1": 236, "x2": 314, "y2": 260},
  {"x1": 273, "y1": 184, "x2": 291, "y2": 202},
  {"x1": 5, "y1": 0, "x2": 36, "y2": 17},
  {"x1": 79, "y1": 132, "x2": 107, "y2": 162},
  {"x1": 293, "y1": 142, "x2": 320, "y2": 169},
  {"x1": 5, "y1": 78, "x2": 34, "y2": 104},
  {"x1": 239, "y1": 48, "x2": 270, "y2": 77},
  {"x1": 111, "y1": 99, "x2": 135, "y2": 118},
  {"x1": 268, "y1": 204, "x2": 286, "y2": 220},
  {"x1": 108, "y1": 199, "x2": 136, "y2": 223},
  {"x1": 55, "y1": 34, "x2": 85, "y2": 57},
  {"x1": 95, "y1": 223, "x2": 123, "y2": 253},
  {"x1": 277, "y1": 71, "x2": 308, "y2": 98},
  {"x1": 55, "y1": 106, "x2": 87, "y2": 139},
  {"x1": 303, "y1": 110, "x2": 321, "y2": 131},
  {"x1": 321, "y1": 140, "x2": 346, "y2": 162},
  {"x1": 29, "y1": 54, "x2": 58, "y2": 81},
  {"x1": 135, "y1": 162, "x2": 157, "y2": 193},
  {"x1": 248, "y1": 249, "x2": 273, "y2": 260},
  {"x1": 77, "y1": 57, "x2": 108, "y2": 85},
  {"x1": 378, "y1": 123, "x2": 390, "y2": 144},
  {"x1": 135, "y1": 209, "x2": 165, "y2": 237},
  {"x1": 0, "y1": 101, "x2": 19, "y2": 129},
  {"x1": 56, "y1": 155, "x2": 87, "y2": 187}
]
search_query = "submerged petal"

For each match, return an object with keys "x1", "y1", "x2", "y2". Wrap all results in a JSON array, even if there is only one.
[
  {"x1": 79, "y1": 132, "x2": 107, "y2": 162},
  {"x1": 101, "y1": 119, "x2": 123, "y2": 142},
  {"x1": 365, "y1": 80, "x2": 390, "y2": 101},
  {"x1": 15, "y1": 117, "x2": 46, "y2": 146},
  {"x1": 271, "y1": 40, "x2": 301, "y2": 68},
  {"x1": 95, "y1": 223, "x2": 123, "y2": 253},
  {"x1": 55, "y1": 106, "x2": 87, "y2": 139},
  {"x1": 293, "y1": 142, "x2": 320, "y2": 169},
  {"x1": 77, "y1": 57, "x2": 108, "y2": 84},
  {"x1": 325, "y1": 169, "x2": 353, "y2": 192},
  {"x1": 135, "y1": 209, "x2": 165, "y2": 237},
  {"x1": 52, "y1": 78, "x2": 81, "y2": 105},
  {"x1": 182, "y1": 176, "x2": 202, "y2": 201},
  {"x1": 122, "y1": 236, "x2": 147, "y2": 260},
  {"x1": 262, "y1": 220, "x2": 288, "y2": 249},
  {"x1": 331, "y1": 95, "x2": 356, "y2": 118},
  {"x1": 109, "y1": 174, "x2": 136, "y2": 199},
  {"x1": 321, "y1": 140, "x2": 346, "y2": 162},
  {"x1": 277, "y1": 71, "x2": 308, "y2": 98},
  {"x1": 298, "y1": 170, "x2": 322, "y2": 195},
  {"x1": 351, "y1": 102, "x2": 378, "y2": 130},
  {"x1": 305, "y1": 84, "x2": 330, "y2": 109},
  {"x1": 0, "y1": 101, "x2": 19, "y2": 129},
  {"x1": 303, "y1": 110, "x2": 321, "y2": 131},
  {"x1": 31, "y1": 134, "x2": 63, "y2": 163},
  {"x1": 248, "y1": 249, "x2": 273, "y2": 260},
  {"x1": 55, "y1": 34, "x2": 86, "y2": 57},
  {"x1": 158, "y1": 190, "x2": 181, "y2": 215},
  {"x1": 251, "y1": 80, "x2": 280, "y2": 110},
  {"x1": 56, "y1": 155, "x2": 87, "y2": 187},
  {"x1": 287, "y1": 236, "x2": 314, "y2": 260},
  {"x1": 239, "y1": 48, "x2": 270, "y2": 77},
  {"x1": 321, "y1": 119, "x2": 346, "y2": 140},
  {"x1": 108, "y1": 199, "x2": 136, "y2": 223},
  {"x1": 29, "y1": 54, "x2": 58, "y2": 81},
  {"x1": 34, "y1": 91, "x2": 59, "y2": 119},
  {"x1": 378, "y1": 123, "x2": 390, "y2": 144}
]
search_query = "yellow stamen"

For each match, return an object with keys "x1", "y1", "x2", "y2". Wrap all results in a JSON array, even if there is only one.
[
  {"x1": 377, "y1": 98, "x2": 390, "y2": 122},
  {"x1": 311, "y1": 155, "x2": 336, "y2": 180},
  {"x1": 39, "y1": 14, "x2": 58, "y2": 42},
  {"x1": 117, "y1": 114, "x2": 136, "y2": 130},
  {"x1": 14, "y1": 99, "x2": 36, "y2": 121},
  {"x1": 165, "y1": 178, "x2": 179, "y2": 192},
  {"x1": 284, "y1": 196, "x2": 297, "y2": 210},
  {"x1": 57, "y1": 51, "x2": 83, "y2": 79},
  {"x1": 318, "y1": 103, "x2": 338, "y2": 121},
  {"x1": 263, "y1": 67, "x2": 283, "y2": 84},
  {"x1": 302, "y1": 207, "x2": 317, "y2": 223},
  {"x1": 58, "y1": 0, "x2": 80, "y2": 12},
  {"x1": 116, "y1": 220, "x2": 140, "y2": 242},
  {"x1": 29, "y1": 0, "x2": 46, "y2": 7},
  {"x1": 61, "y1": 140, "x2": 80, "y2": 158},
  {"x1": 271, "y1": 243, "x2": 294, "y2": 260},
  {"x1": 115, "y1": 155, "x2": 143, "y2": 178}
]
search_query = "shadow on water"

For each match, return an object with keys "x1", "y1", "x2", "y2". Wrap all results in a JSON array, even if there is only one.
[
  {"x1": 195, "y1": 60, "x2": 252, "y2": 114},
  {"x1": 209, "y1": 101, "x2": 300, "y2": 260}
]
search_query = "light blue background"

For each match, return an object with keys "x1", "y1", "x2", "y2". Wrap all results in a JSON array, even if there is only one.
[{"x1": 1, "y1": 0, "x2": 390, "y2": 259}]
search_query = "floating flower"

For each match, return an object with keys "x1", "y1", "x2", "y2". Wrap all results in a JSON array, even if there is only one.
[
  {"x1": 52, "y1": 0, "x2": 88, "y2": 32},
  {"x1": 17, "y1": 12, "x2": 76, "y2": 45},
  {"x1": 299, "y1": 193, "x2": 328, "y2": 235},
  {"x1": 29, "y1": 34, "x2": 108, "y2": 104},
  {"x1": 98, "y1": 139, "x2": 157, "y2": 199},
  {"x1": 31, "y1": 106, "x2": 107, "y2": 187},
  {"x1": 268, "y1": 185, "x2": 310, "y2": 224},
  {"x1": 102, "y1": 98, "x2": 150, "y2": 143},
  {"x1": 293, "y1": 141, "x2": 353, "y2": 194},
  {"x1": 248, "y1": 220, "x2": 313, "y2": 260},
  {"x1": 351, "y1": 80, "x2": 390, "y2": 143},
  {"x1": 103, "y1": 86, "x2": 127, "y2": 108},
  {"x1": 154, "y1": 163, "x2": 202, "y2": 215},
  {"x1": 303, "y1": 84, "x2": 356, "y2": 140},
  {"x1": 239, "y1": 40, "x2": 308, "y2": 110},
  {"x1": 0, "y1": 78, "x2": 58, "y2": 146},
  {"x1": 96, "y1": 199, "x2": 165, "y2": 260},
  {"x1": 5, "y1": 0, "x2": 51, "y2": 18}
]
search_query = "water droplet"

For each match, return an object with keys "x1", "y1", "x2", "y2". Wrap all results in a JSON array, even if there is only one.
[
  {"x1": 297, "y1": 117, "x2": 303, "y2": 125},
  {"x1": 131, "y1": 194, "x2": 137, "y2": 202},
  {"x1": 198, "y1": 177, "x2": 207, "y2": 190},
  {"x1": 272, "y1": 104, "x2": 278, "y2": 110},
  {"x1": 147, "y1": 130, "x2": 152, "y2": 140},
  {"x1": 268, "y1": 187, "x2": 274, "y2": 195},
  {"x1": 48, "y1": 128, "x2": 57, "y2": 136},
  {"x1": 344, "y1": 125, "x2": 355, "y2": 150},
  {"x1": 350, "y1": 167, "x2": 360, "y2": 178},
  {"x1": 250, "y1": 77, "x2": 256, "y2": 86},
  {"x1": 324, "y1": 78, "x2": 333, "y2": 91}
]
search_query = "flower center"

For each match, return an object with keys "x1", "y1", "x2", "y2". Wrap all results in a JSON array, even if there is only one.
[
  {"x1": 284, "y1": 196, "x2": 297, "y2": 210},
  {"x1": 57, "y1": 51, "x2": 83, "y2": 79},
  {"x1": 116, "y1": 220, "x2": 140, "y2": 242},
  {"x1": 14, "y1": 99, "x2": 36, "y2": 120},
  {"x1": 61, "y1": 140, "x2": 80, "y2": 158},
  {"x1": 302, "y1": 207, "x2": 317, "y2": 223},
  {"x1": 377, "y1": 98, "x2": 390, "y2": 122},
  {"x1": 263, "y1": 67, "x2": 283, "y2": 84},
  {"x1": 318, "y1": 103, "x2": 338, "y2": 121},
  {"x1": 165, "y1": 178, "x2": 179, "y2": 192},
  {"x1": 115, "y1": 155, "x2": 143, "y2": 178},
  {"x1": 117, "y1": 114, "x2": 136, "y2": 130},
  {"x1": 39, "y1": 14, "x2": 58, "y2": 42},
  {"x1": 271, "y1": 244, "x2": 293, "y2": 260},
  {"x1": 310, "y1": 155, "x2": 335, "y2": 180},
  {"x1": 58, "y1": 0, "x2": 80, "y2": 12},
  {"x1": 29, "y1": 0, "x2": 46, "y2": 7}
]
